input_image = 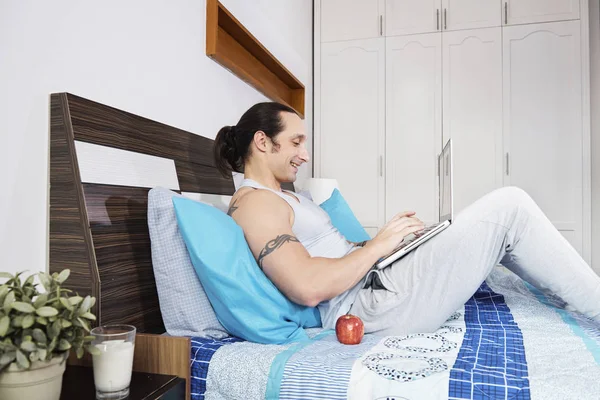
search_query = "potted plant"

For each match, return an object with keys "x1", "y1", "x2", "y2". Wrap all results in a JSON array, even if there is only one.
[{"x1": 0, "y1": 269, "x2": 98, "y2": 400}]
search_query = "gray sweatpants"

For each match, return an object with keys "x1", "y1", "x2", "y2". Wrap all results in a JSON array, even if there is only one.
[{"x1": 350, "y1": 186, "x2": 600, "y2": 336}]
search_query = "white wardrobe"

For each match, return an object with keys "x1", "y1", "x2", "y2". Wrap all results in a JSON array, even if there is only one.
[{"x1": 315, "y1": 0, "x2": 592, "y2": 262}]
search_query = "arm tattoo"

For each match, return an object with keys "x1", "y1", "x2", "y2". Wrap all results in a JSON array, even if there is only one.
[
  {"x1": 227, "y1": 199, "x2": 239, "y2": 216},
  {"x1": 355, "y1": 240, "x2": 368, "y2": 247},
  {"x1": 257, "y1": 234, "x2": 299, "y2": 269}
]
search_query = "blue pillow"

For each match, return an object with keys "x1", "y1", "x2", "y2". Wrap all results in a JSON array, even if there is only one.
[
  {"x1": 172, "y1": 196, "x2": 321, "y2": 344},
  {"x1": 319, "y1": 189, "x2": 370, "y2": 243}
]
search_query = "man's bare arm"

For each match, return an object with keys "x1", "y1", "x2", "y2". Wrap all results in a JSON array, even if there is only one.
[{"x1": 232, "y1": 190, "x2": 423, "y2": 307}]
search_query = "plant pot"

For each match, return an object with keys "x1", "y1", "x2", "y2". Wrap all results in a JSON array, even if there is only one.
[{"x1": 0, "y1": 354, "x2": 68, "y2": 400}]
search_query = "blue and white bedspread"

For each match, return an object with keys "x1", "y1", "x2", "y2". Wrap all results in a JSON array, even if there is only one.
[{"x1": 190, "y1": 268, "x2": 600, "y2": 399}]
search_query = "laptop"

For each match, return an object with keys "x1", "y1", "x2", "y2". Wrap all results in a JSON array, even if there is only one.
[{"x1": 374, "y1": 138, "x2": 454, "y2": 269}]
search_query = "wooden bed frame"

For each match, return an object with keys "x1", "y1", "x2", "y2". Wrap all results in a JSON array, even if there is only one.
[{"x1": 49, "y1": 93, "x2": 295, "y2": 399}]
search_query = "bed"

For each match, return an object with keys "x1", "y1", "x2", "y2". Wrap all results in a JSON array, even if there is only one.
[{"x1": 49, "y1": 93, "x2": 600, "y2": 399}]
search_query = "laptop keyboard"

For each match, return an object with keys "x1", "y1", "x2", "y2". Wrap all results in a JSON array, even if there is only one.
[
  {"x1": 394, "y1": 223, "x2": 438, "y2": 251},
  {"x1": 374, "y1": 221, "x2": 449, "y2": 268}
]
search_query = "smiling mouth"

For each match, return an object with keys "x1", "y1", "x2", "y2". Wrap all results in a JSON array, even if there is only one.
[{"x1": 291, "y1": 161, "x2": 299, "y2": 168}]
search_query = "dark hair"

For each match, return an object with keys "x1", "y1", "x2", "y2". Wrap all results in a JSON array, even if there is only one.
[{"x1": 213, "y1": 102, "x2": 297, "y2": 177}]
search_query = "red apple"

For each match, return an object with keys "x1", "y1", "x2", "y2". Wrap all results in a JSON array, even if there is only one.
[{"x1": 335, "y1": 314, "x2": 364, "y2": 345}]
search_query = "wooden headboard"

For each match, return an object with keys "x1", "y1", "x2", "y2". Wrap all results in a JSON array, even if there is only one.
[{"x1": 49, "y1": 93, "x2": 293, "y2": 333}]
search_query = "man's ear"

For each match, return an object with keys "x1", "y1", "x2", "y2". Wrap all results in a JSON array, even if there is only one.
[{"x1": 253, "y1": 131, "x2": 269, "y2": 153}]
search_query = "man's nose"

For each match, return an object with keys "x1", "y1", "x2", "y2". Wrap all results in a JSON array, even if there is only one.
[{"x1": 299, "y1": 146, "x2": 310, "y2": 163}]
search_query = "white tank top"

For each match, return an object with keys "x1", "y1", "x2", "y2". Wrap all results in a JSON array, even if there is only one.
[{"x1": 238, "y1": 179, "x2": 364, "y2": 329}]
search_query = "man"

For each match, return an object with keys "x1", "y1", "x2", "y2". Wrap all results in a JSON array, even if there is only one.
[{"x1": 213, "y1": 102, "x2": 600, "y2": 335}]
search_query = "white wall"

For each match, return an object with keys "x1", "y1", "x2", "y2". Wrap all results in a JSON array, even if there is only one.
[
  {"x1": 0, "y1": 0, "x2": 314, "y2": 276},
  {"x1": 591, "y1": 0, "x2": 600, "y2": 273}
]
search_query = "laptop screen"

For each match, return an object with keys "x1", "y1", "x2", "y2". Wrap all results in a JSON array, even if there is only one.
[{"x1": 439, "y1": 139, "x2": 453, "y2": 222}]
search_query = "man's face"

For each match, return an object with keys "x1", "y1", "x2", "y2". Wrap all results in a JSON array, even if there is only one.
[{"x1": 267, "y1": 112, "x2": 309, "y2": 183}]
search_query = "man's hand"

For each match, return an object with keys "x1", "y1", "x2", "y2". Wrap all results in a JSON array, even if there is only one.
[{"x1": 366, "y1": 211, "x2": 425, "y2": 256}]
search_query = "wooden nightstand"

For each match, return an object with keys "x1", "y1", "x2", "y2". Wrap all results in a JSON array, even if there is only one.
[{"x1": 60, "y1": 366, "x2": 185, "y2": 400}]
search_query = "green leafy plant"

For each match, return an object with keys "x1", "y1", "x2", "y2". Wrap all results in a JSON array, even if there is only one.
[{"x1": 0, "y1": 269, "x2": 99, "y2": 372}]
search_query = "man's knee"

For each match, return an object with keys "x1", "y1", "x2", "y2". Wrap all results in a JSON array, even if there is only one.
[
  {"x1": 485, "y1": 186, "x2": 534, "y2": 211},
  {"x1": 496, "y1": 186, "x2": 531, "y2": 201}
]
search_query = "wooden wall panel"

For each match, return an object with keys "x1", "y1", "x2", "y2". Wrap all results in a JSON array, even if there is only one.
[
  {"x1": 66, "y1": 93, "x2": 217, "y2": 168},
  {"x1": 49, "y1": 94, "x2": 100, "y2": 319},
  {"x1": 82, "y1": 184, "x2": 165, "y2": 333},
  {"x1": 175, "y1": 161, "x2": 234, "y2": 195}
]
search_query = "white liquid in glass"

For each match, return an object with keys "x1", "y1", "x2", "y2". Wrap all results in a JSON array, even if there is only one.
[{"x1": 92, "y1": 340, "x2": 135, "y2": 392}]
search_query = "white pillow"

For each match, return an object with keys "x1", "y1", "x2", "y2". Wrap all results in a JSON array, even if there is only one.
[{"x1": 147, "y1": 187, "x2": 229, "y2": 338}]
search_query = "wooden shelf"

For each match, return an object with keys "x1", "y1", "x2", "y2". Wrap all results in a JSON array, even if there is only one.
[{"x1": 206, "y1": 0, "x2": 305, "y2": 118}]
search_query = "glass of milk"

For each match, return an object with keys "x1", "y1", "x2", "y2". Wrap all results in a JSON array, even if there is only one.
[{"x1": 90, "y1": 324, "x2": 136, "y2": 400}]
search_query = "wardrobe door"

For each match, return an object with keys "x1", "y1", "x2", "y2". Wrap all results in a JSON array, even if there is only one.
[
  {"x1": 386, "y1": 33, "x2": 442, "y2": 226},
  {"x1": 503, "y1": 20, "x2": 583, "y2": 255},
  {"x1": 503, "y1": 0, "x2": 580, "y2": 26},
  {"x1": 321, "y1": 0, "x2": 385, "y2": 42},
  {"x1": 442, "y1": 27, "x2": 503, "y2": 214},
  {"x1": 320, "y1": 38, "x2": 386, "y2": 231},
  {"x1": 385, "y1": 0, "x2": 442, "y2": 36},
  {"x1": 442, "y1": 0, "x2": 501, "y2": 31}
]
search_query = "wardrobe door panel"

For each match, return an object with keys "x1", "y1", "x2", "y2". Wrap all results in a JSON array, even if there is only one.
[
  {"x1": 386, "y1": 33, "x2": 442, "y2": 226},
  {"x1": 321, "y1": 38, "x2": 386, "y2": 229}
]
